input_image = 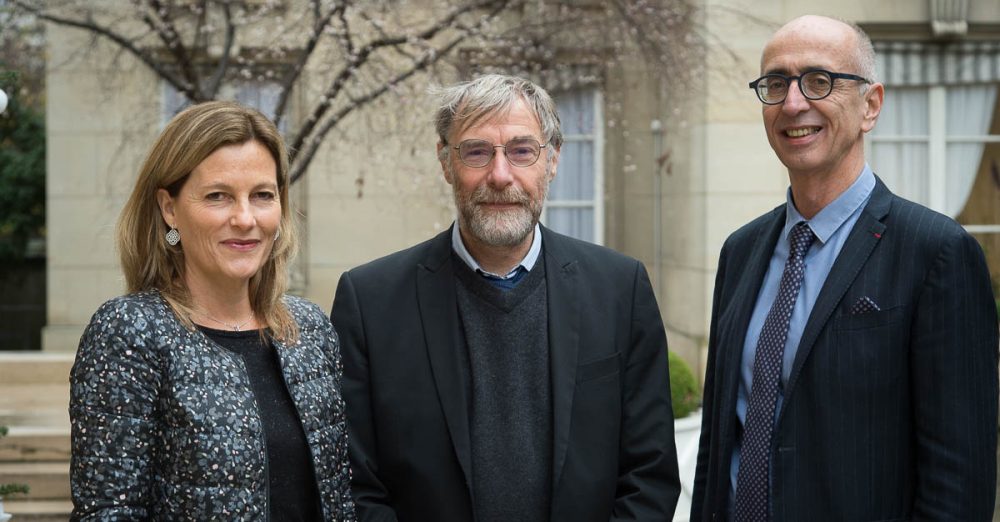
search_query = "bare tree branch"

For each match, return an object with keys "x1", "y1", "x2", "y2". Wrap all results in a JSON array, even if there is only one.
[
  {"x1": 608, "y1": 0, "x2": 656, "y2": 61},
  {"x1": 273, "y1": 0, "x2": 345, "y2": 126},
  {"x1": 204, "y1": 1, "x2": 234, "y2": 99},
  {"x1": 336, "y1": 2, "x2": 356, "y2": 57},
  {"x1": 11, "y1": 0, "x2": 199, "y2": 101},
  {"x1": 289, "y1": 0, "x2": 510, "y2": 160},
  {"x1": 364, "y1": 0, "x2": 503, "y2": 50},
  {"x1": 139, "y1": 0, "x2": 203, "y2": 99},
  {"x1": 288, "y1": 40, "x2": 454, "y2": 183},
  {"x1": 289, "y1": 2, "x2": 508, "y2": 183},
  {"x1": 358, "y1": 9, "x2": 416, "y2": 62},
  {"x1": 7, "y1": 0, "x2": 743, "y2": 188},
  {"x1": 192, "y1": 0, "x2": 209, "y2": 49}
]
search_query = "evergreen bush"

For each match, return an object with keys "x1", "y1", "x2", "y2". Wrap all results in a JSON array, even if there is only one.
[
  {"x1": 669, "y1": 351, "x2": 701, "y2": 419},
  {"x1": 0, "y1": 76, "x2": 45, "y2": 262}
]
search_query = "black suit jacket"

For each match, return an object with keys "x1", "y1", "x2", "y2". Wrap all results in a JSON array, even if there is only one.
[
  {"x1": 691, "y1": 178, "x2": 999, "y2": 521},
  {"x1": 331, "y1": 225, "x2": 680, "y2": 522}
]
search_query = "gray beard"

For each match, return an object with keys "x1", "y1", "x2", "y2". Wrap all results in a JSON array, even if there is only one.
[{"x1": 454, "y1": 180, "x2": 547, "y2": 248}]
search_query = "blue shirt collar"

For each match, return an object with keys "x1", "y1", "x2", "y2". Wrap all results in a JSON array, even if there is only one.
[
  {"x1": 784, "y1": 164, "x2": 876, "y2": 244},
  {"x1": 451, "y1": 222, "x2": 542, "y2": 279}
]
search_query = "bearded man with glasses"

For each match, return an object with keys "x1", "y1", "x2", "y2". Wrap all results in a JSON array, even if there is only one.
[
  {"x1": 331, "y1": 74, "x2": 680, "y2": 522},
  {"x1": 691, "y1": 15, "x2": 998, "y2": 521}
]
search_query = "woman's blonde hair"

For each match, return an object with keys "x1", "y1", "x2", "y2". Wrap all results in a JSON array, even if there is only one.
[{"x1": 117, "y1": 101, "x2": 299, "y2": 342}]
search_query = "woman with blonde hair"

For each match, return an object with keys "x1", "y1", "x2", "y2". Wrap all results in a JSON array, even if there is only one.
[{"x1": 69, "y1": 101, "x2": 356, "y2": 521}]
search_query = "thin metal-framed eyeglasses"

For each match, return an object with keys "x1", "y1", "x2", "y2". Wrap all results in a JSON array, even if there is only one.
[
  {"x1": 749, "y1": 69, "x2": 872, "y2": 105},
  {"x1": 452, "y1": 138, "x2": 549, "y2": 168}
]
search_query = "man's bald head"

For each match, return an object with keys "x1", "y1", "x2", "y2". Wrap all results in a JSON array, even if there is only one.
[
  {"x1": 763, "y1": 15, "x2": 876, "y2": 84},
  {"x1": 755, "y1": 14, "x2": 884, "y2": 192}
]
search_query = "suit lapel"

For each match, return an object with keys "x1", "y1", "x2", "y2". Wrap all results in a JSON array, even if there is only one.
[
  {"x1": 541, "y1": 227, "x2": 580, "y2": 491},
  {"x1": 783, "y1": 179, "x2": 892, "y2": 402},
  {"x1": 416, "y1": 227, "x2": 474, "y2": 495},
  {"x1": 718, "y1": 208, "x2": 786, "y2": 445}
]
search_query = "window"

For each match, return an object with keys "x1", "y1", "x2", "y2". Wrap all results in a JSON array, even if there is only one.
[
  {"x1": 870, "y1": 84, "x2": 998, "y2": 215},
  {"x1": 545, "y1": 88, "x2": 604, "y2": 244},
  {"x1": 162, "y1": 80, "x2": 286, "y2": 132},
  {"x1": 869, "y1": 40, "x2": 1000, "y2": 282},
  {"x1": 869, "y1": 41, "x2": 1000, "y2": 219}
]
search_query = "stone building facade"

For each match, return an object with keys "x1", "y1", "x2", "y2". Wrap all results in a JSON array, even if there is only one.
[{"x1": 42, "y1": 0, "x2": 1000, "y2": 383}]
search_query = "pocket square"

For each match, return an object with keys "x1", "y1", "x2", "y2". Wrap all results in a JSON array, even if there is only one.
[{"x1": 849, "y1": 296, "x2": 880, "y2": 314}]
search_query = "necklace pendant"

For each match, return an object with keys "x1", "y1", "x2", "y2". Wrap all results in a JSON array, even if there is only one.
[{"x1": 199, "y1": 310, "x2": 253, "y2": 332}]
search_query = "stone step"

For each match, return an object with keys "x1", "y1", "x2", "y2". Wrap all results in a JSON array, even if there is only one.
[
  {"x1": 1, "y1": 499, "x2": 73, "y2": 522},
  {"x1": 0, "y1": 462, "x2": 70, "y2": 500},
  {"x1": 0, "y1": 353, "x2": 74, "y2": 386},
  {"x1": 0, "y1": 354, "x2": 73, "y2": 434},
  {"x1": 0, "y1": 427, "x2": 70, "y2": 463},
  {"x1": 0, "y1": 411, "x2": 68, "y2": 432},
  {"x1": 0, "y1": 353, "x2": 73, "y2": 420},
  {"x1": 0, "y1": 354, "x2": 74, "y2": 518},
  {"x1": 0, "y1": 386, "x2": 69, "y2": 416}
]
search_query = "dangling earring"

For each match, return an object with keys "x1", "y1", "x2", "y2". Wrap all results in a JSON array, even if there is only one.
[
  {"x1": 166, "y1": 226, "x2": 181, "y2": 246},
  {"x1": 274, "y1": 229, "x2": 280, "y2": 241}
]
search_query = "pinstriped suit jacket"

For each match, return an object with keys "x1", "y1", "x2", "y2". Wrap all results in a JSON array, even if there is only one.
[{"x1": 691, "y1": 178, "x2": 999, "y2": 521}]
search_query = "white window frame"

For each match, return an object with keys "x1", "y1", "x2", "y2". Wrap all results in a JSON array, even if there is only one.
[
  {"x1": 543, "y1": 88, "x2": 605, "y2": 245},
  {"x1": 868, "y1": 84, "x2": 1000, "y2": 233}
]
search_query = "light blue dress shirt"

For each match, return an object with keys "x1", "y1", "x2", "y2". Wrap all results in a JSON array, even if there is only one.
[
  {"x1": 451, "y1": 222, "x2": 542, "y2": 277},
  {"x1": 728, "y1": 165, "x2": 876, "y2": 505}
]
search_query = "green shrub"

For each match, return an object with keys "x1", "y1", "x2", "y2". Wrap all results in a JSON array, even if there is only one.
[
  {"x1": 669, "y1": 351, "x2": 701, "y2": 419},
  {"x1": 0, "y1": 78, "x2": 46, "y2": 262}
]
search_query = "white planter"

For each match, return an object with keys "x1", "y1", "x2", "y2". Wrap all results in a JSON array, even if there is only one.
[
  {"x1": 0, "y1": 497, "x2": 12, "y2": 522},
  {"x1": 672, "y1": 409, "x2": 702, "y2": 522}
]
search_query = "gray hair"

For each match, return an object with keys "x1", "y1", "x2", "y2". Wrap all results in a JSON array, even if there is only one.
[
  {"x1": 847, "y1": 20, "x2": 877, "y2": 84},
  {"x1": 433, "y1": 74, "x2": 563, "y2": 159}
]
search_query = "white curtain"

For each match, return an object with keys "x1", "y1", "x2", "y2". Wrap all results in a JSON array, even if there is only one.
[
  {"x1": 547, "y1": 208, "x2": 594, "y2": 241},
  {"x1": 945, "y1": 85, "x2": 997, "y2": 216},
  {"x1": 547, "y1": 89, "x2": 597, "y2": 243},
  {"x1": 870, "y1": 88, "x2": 931, "y2": 204},
  {"x1": 550, "y1": 140, "x2": 595, "y2": 200},
  {"x1": 873, "y1": 41, "x2": 1000, "y2": 218}
]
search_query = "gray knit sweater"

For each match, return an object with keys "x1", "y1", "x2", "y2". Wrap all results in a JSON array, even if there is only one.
[{"x1": 454, "y1": 259, "x2": 552, "y2": 522}]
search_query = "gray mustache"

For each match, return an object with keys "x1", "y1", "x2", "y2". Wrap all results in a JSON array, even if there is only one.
[{"x1": 471, "y1": 187, "x2": 529, "y2": 205}]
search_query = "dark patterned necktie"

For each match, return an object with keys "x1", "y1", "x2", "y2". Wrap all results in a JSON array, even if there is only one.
[{"x1": 734, "y1": 221, "x2": 816, "y2": 521}]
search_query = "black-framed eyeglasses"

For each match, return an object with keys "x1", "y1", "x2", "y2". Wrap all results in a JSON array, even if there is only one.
[
  {"x1": 452, "y1": 138, "x2": 549, "y2": 168},
  {"x1": 749, "y1": 69, "x2": 872, "y2": 105}
]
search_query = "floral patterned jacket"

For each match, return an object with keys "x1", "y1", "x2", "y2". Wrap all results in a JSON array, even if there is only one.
[{"x1": 69, "y1": 291, "x2": 356, "y2": 521}]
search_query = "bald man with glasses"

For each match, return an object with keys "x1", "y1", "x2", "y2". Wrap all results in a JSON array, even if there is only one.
[
  {"x1": 691, "y1": 15, "x2": 998, "y2": 521},
  {"x1": 332, "y1": 74, "x2": 680, "y2": 522}
]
